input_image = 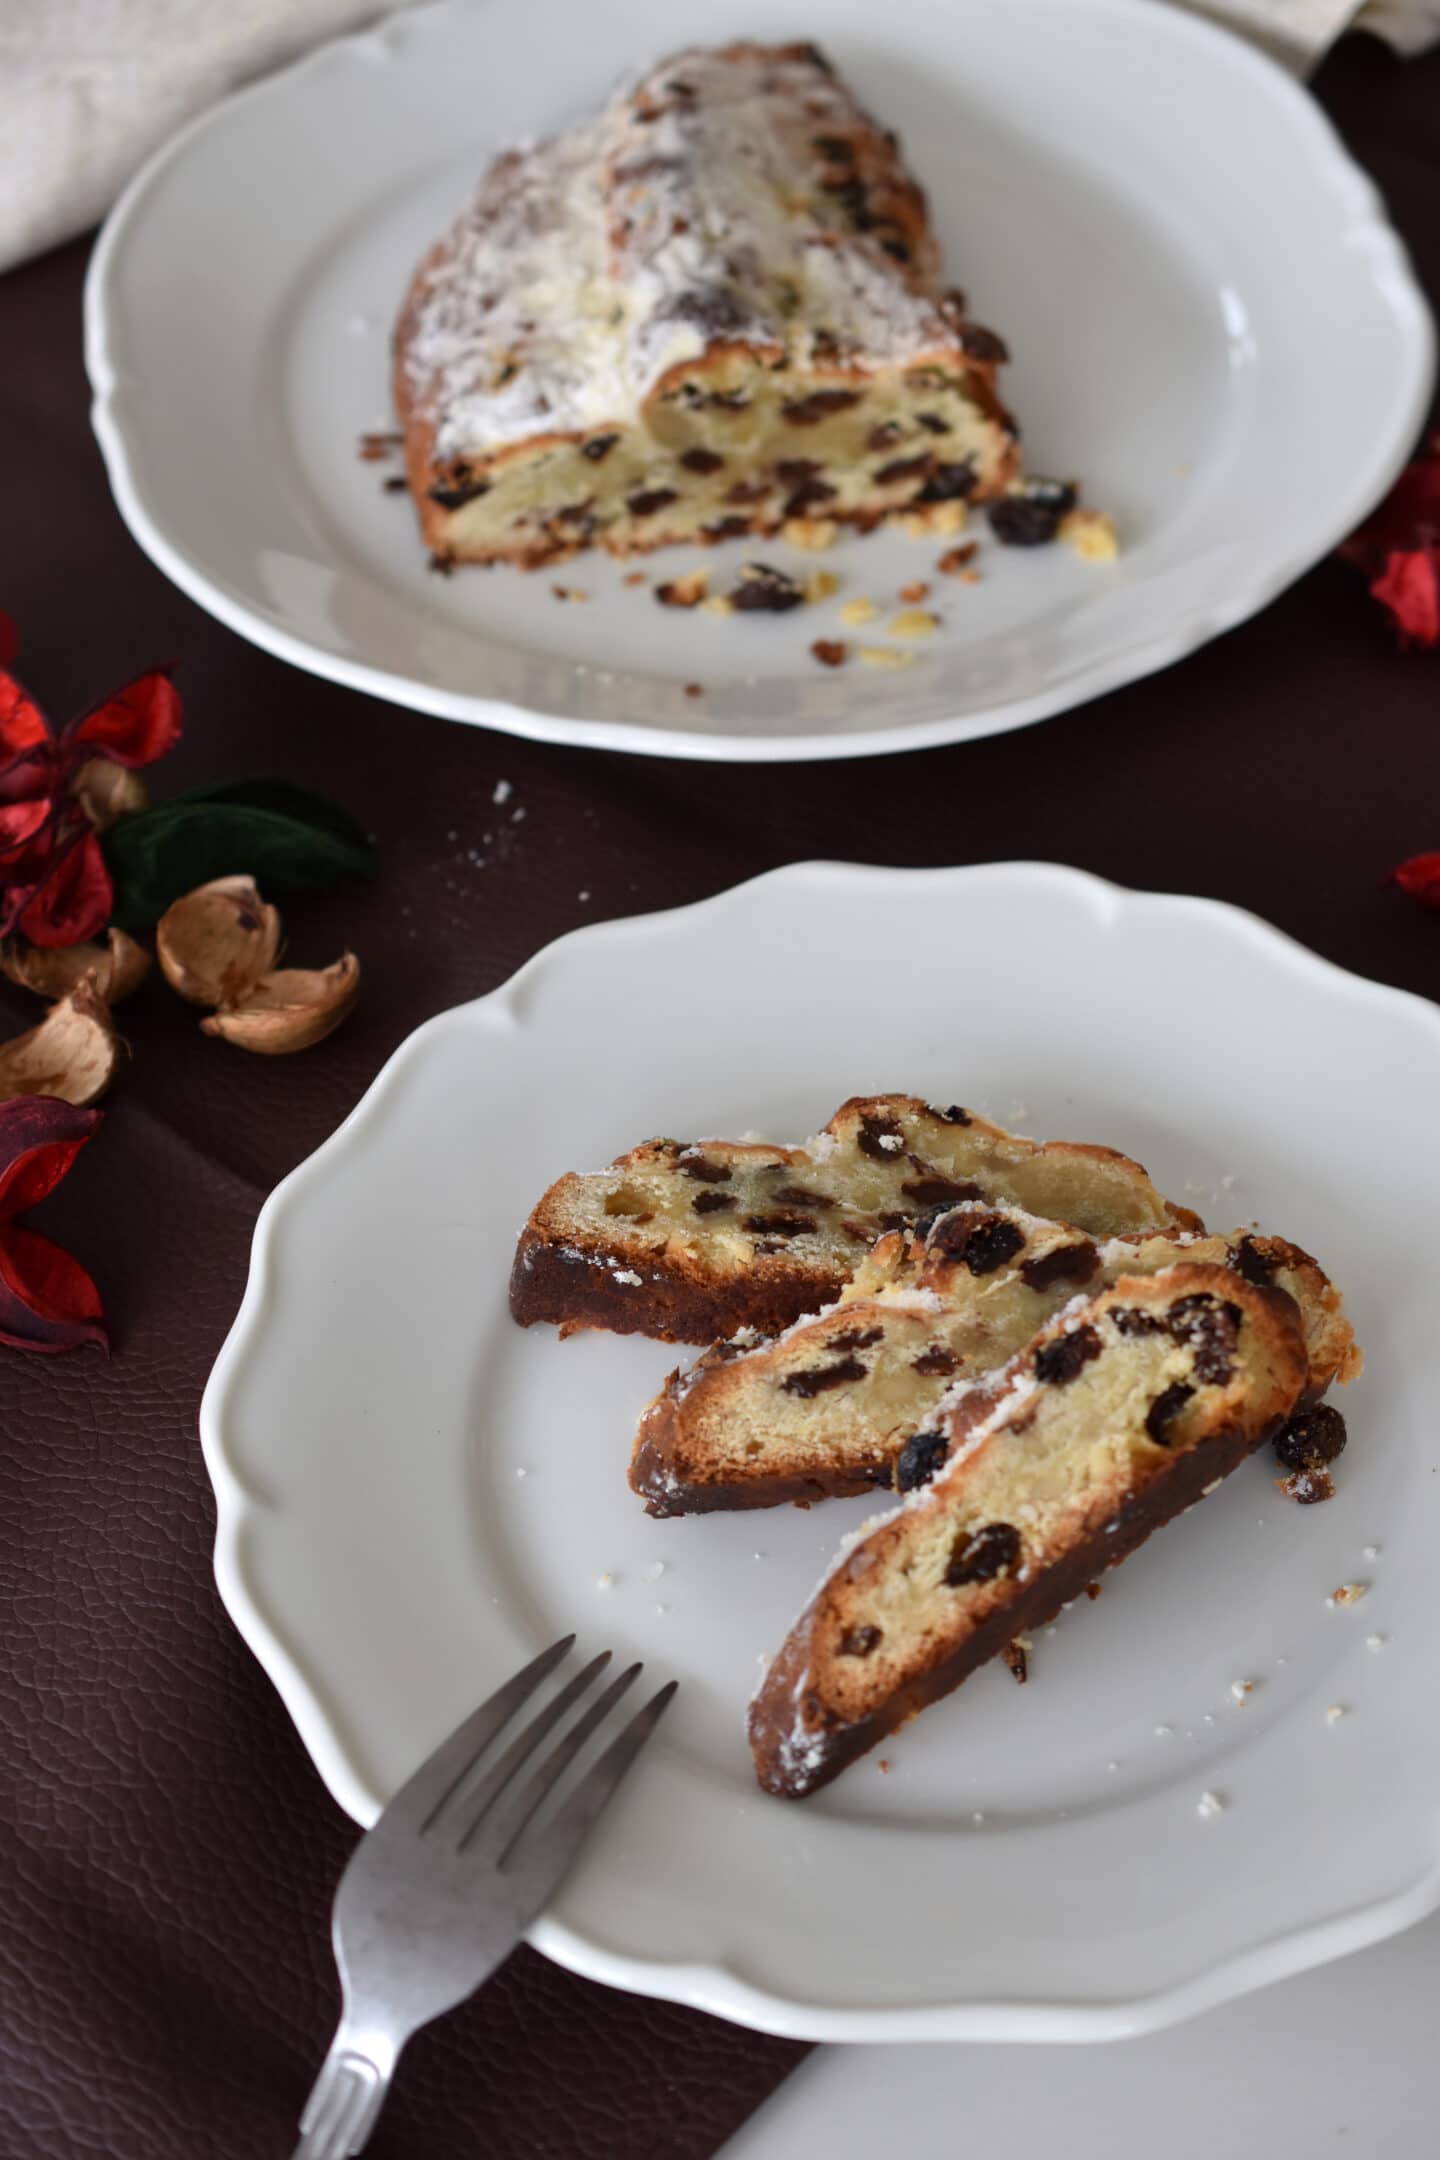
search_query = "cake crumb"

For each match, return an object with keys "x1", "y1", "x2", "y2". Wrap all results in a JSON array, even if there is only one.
[
  {"x1": 1000, "y1": 1639, "x2": 1028, "y2": 1685},
  {"x1": 358, "y1": 430, "x2": 402, "y2": 461},
  {"x1": 858, "y1": 646, "x2": 915, "y2": 670},
  {"x1": 1229, "y1": 1677, "x2": 1257, "y2": 1704},
  {"x1": 937, "y1": 543, "x2": 979, "y2": 574},
  {"x1": 1085, "y1": 1581, "x2": 1103, "y2": 1601},
  {"x1": 492, "y1": 778, "x2": 512, "y2": 805},
  {"x1": 1201, "y1": 1478, "x2": 1223, "y2": 1496},
  {"x1": 887, "y1": 608, "x2": 940, "y2": 638},
  {"x1": 655, "y1": 571, "x2": 709, "y2": 608},
  {"x1": 596, "y1": 1571, "x2": 614, "y2": 1590},
  {"x1": 1196, "y1": 1790, "x2": 1226, "y2": 1819},
  {"x1": 1366, "y1": 1632, "x2": 1387, "y2": 1651},
  {"x1": 1059, "y1": 508, "x2": 1119, "y2": 562},
  {"x1": 1154, "y1": 1723, "x2": 1174, "y2": 1738},
  {"x1": 810, "y1": 639, "x2": 848, "y2": 668},
  {"x1": 699, "y1": 594, "x2": 735, "y2": 617},
  {"x1": 782, "y1": 516, "x2": 838, "y2": 551},
  {"x1": 551, "y1": 583, "x2": 589, "y2": 602},
  {"x1": 383, "y1": 475, "x2": 408, "y2": 493},
  {"x1": 1327, "y1": 1582, "x2": 1369, "y2": 1609},
  {"x1": 877, "y1": 1758, "x2": 891, "y2": 1774},
  {"x1": 898, "y1": 580, "x2": 931, "y2": 604},
  {"x1": 839, "y1": 596, "x2": 878, "y2": 628},
  {"x1": 1325, "y1": 1703, "x2": 1348, "y2": 1725},
  {"x1": 901, "y1": 501, "x2": 968, "y2": 538},
  {"x1": 683, "y1": 682, "x2": 705, "y2": 698},
  {"x1": 960, "y1": 568, "x2": 981, "y2": 585},
  {"x1": 1363, "y1": 1543, "x2": 1381, "y2": 1561},
  {"x1": 803, "y1": 569, "x2": 841, "y2": 604},
  {"x1": 623, "y1": 570, "x2": 648, "y2": 586}
]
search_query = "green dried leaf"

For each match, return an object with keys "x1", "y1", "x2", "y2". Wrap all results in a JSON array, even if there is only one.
[{"x1": 101, "y1": 780, "x2": 377, "y2": 931}]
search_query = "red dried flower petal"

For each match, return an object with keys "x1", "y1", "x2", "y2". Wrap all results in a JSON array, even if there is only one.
[
  {"x1": 0, "y1": 1098, "x2": 102, "y2": 1222},
  {"x1": 0, "y1": 612, "x2": 16, "y2": 666},
  {"x1": 1341, "y1": 435, "x2": 1440, "y2": 575},
  {"x1": 1370, "y1": 549, "x2": 1440, "y2": 650},
  {"x1": 0, "y1": 1224, "x2": 107, "y2": 1352},
  {"x1": 17, "y1": 828, "x2": 113, "y2": 948},
  {"x1": 0, "y1": 668, "x2": 52, "y2": 765},
  {"x1": 1391, "y1": 851, "x2": 1440, "y2": 909},
  {"x1": 65, "y1": 665, "x2": 181, "y2": 769},
  {"x1": 0, "y1": 797, "x2": 54, "y2": 860}
]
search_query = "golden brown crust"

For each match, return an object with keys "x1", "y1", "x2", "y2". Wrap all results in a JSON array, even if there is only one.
[{"x1": 747, "y1": 1265, "x2": 1309, "y2": 1796}]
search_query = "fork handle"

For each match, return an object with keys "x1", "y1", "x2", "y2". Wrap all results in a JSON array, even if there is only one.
[{"x1": 294, "y1": 2021, "x2": 400, "y2": 2160}]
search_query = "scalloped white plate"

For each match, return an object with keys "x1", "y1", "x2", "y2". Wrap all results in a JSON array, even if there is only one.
[
  {"x1": 87, "y1": 0, "x2": 1432, "y2": 763},
  {"x1": 202, "y1": 861, "x2": 1440, "y2": 2039}
]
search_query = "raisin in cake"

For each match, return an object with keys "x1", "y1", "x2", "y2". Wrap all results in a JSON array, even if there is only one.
[
  {"x1": 510, "y1": 1095, "x2": 1201, "y2": 1344},
  {"x1": 748, "y1": 1264, "x2": 1310, "y2": 1797},
  {"x1": 394, "y1": 42, "x2": 1021, "y2": 569},
  {"x1": 632, "y1": 1205, "x2": 1359, "y2": 1513}
]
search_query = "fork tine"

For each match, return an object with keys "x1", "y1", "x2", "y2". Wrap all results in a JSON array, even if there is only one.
[
  {"x1": 492, "y1": 1661, "x2": 643, "y2": 1863},
  {"x1": 455, "y1": 1650, "x2": 613, "y2": 1847},
  {"x1": 510, "y1": 1680, "x2": 678, "y2": 1879},
  {"x1": 376, "y1": 1634, "x2": 575, "y2": 1837}
]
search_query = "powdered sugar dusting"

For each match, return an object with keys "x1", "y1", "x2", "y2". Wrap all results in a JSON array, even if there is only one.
[{"x1": 401, "y1": 44, "x2": 962, "y2": 461}]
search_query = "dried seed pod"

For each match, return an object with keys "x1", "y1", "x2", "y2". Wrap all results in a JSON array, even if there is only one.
[
  {"x1": 0, "y1": 927, "x2": 151, "y2": 1006},
  {"x1": 156, "y1": 875, "x2": 281, "y2": 1007},
  {"x1": 0, "y1": 979, "x2": 120, "y2": 1106},
  {"x1": 71, "y1": 758, "x2": 149, "y2": 832},
  {"x1": 201, "y1": 953, "x2": 360, "y2": 1054}
]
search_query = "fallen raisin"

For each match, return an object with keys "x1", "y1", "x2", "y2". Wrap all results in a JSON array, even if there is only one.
[
  {"x1": 946, "y1": 1521, "x2": 1020, "y2": 1586},
  {"x1": 988, "y1": 480, "x2": 1077, "y2": 546},
  {"x1": 731, "y1": 563, "x2": 806, "y2": 613},
  {"x1": 1273, "y1": 1404, "x2": 1348, "y2": 1471},
  {"x1": 811, "y1": 639, "x2": 848, "y2": 668},
  {"x1": 1035, "y1": 1324, "x2": 1102, "y2": 1384}
]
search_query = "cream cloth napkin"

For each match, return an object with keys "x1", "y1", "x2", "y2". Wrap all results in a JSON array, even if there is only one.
[{"x1": 1, "y1": 0, "x2": 1436, "y2": 277}]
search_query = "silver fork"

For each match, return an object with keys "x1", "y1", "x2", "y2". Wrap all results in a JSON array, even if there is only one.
[{"x1": 294, "y1": 1635, "x2": 676, "y2": 2159}]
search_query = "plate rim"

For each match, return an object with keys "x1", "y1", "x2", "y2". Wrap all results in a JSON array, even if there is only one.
[
  {"x1": 200, "y1": 858, "x2": 1440, "y2": 2040},
  {"x1": 85, "y1": 0, "x2": 1437, "y2": 765}
]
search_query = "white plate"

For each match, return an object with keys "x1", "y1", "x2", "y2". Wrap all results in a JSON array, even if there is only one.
[
  {"x1": 87, "y1": 0, "x2": 1432, "y2": 764},
  {"x1": 203, "y1": 861, "x2": 1440, "y2": 2040}
]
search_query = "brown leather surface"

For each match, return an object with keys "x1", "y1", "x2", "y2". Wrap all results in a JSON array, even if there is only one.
[{"x1": 0, "y1": 32, "x2": 1437, "y2": 2160}]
